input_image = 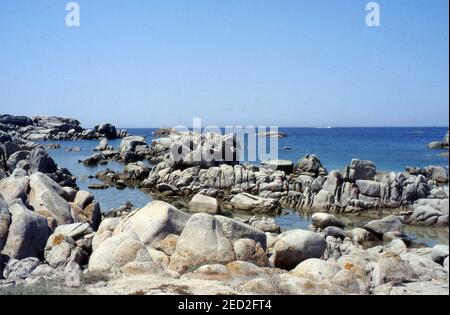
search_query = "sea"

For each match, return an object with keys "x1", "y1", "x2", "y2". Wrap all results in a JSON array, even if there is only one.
[{"x1": 43, "y1": 127, "x2": 449, "y2": 246}]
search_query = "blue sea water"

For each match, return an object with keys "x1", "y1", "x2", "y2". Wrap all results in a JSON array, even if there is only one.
[{"x1": 44, "y1": 127, "x2": 449, "y2": 246}]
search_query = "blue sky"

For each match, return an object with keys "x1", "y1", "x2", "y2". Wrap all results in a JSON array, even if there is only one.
[{"x1": 0, "y1": 0, "x2": 448, "y2": 128}]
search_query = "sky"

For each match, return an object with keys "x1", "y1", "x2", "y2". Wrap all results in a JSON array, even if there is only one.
[{"x1": 0, "y1": 0, "x2": 448, "y2": 128}]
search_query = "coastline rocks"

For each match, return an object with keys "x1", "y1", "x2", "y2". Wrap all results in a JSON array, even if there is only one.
[
  {"x1": 169, "y1": 214, "x2": 236, "y2": 273},
  {"x1": 95, "y1": 124, "x2": 118, "y2": 139},
  {"x1": 0, "y1": 169, "x2": 29, "y2": 203},
  {"x1": 224, "y1": 193, "x2": 280, "y2": 214},
  {"x1": 249, "y1": 216, "x2": 280, "y2": 233},
  {"x1": 1, "y1": 199, "x2": 50, "y2": 260},
  {"x1": 115, "y1": 201, "x2": 190, "y2": 247},
  {"x1": 432, "y1": 245, "x2": 449, "y2": 265},
  {"x1": 428, "y1": 131, "x2": 449, "y2": 150},
  {"x1": 290, "y1": 258, "x2": 341, "y2": 282},
  {"x1": 0, "y1": 114, "x2": 33, "y2": 127},
  {"x1": 2, "y1": 257, "x2": 41, "y2": 280},
  {"x1": 426, "y1": 166, "x2": 449, "y2": 184},
  {"x1": 295, "y1": 155, "x2": 327, "y2": 177},
  {"x1": 29, "y1": 148, "x2": 57, "y2": 174},
  {"x1": 28, "y1": 173, "x2": 73, "y2": 225},
  {"x1": 364, "y1": 215, "x2": 404, "y2": 239},
  {"x1": 260, "y1": 160, "x2": 294, "y2": 174},
  {"x1": 94, "y1": 138, "x2": 113, "y2": 152},
  {"x1": 0, "y1": 196, "x2": 11, "y2": 250},
  {"x1": 346, "y1": 159, "x2": 376, "y2": 181},
  {"x1": 233, "y1": 238, "x2": 269, "y2": 267},
  {"x1": 405, "y1": 204, "x2": 448, "y2": 227},
  {"x1": 271, "y1": 230, "x2": 327, "y2": 270},
  {"x1": 311, "y1": 212, "x2": 345, "y2": 229},
  {"x1": 74, "y1": 191, "x2": 94, "y2": 209},
  {"x1": 188, "y1": 194, "x2": 220, "y2": 214}
]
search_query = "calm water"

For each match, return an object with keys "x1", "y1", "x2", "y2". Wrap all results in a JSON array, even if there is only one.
[{"x1": 44, "y1": 127, "x2": 449, "y2": 246}]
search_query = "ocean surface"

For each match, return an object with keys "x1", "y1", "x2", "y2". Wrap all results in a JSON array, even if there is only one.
[{"x1": 44, "y1": 127, "x2": 449, "y2": 247}]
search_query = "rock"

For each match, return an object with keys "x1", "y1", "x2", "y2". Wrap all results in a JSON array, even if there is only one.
[
  {"x1": 406, "y1": 205, "x2": 445, "y2": 226},
  {"x1": 290, "y1": 258, "x2": 341, "y2": 281},
  {"x1": 373, "y1": 280, "x2": 449, "y2": 295},
  {"x1": 260, "y1": 160, "x2": 294, "y2": 174},
  {"x1": 89, "y1": 231, "x2": 152, "y2": 273},
  {"x1": 0, "y1": 196, "x2": 11, "y2": 250},
  {"x1": 153, "y1": 234, "x2": 179, "y2": 256},
  {"x1": 444, "y1": 257, "x2": 449, "y2": 274},
  {"x1": 54, "y1": 222, "x2": 91, "y2": 239},
  {"x1": 432, "y1": 245, "x2": 449, "y2": 265},
  {"x1": 331, "y1": 270, "x2": 361, "y2": 294},
  {"x1": 94, "y1": 138, "x2": 113, "y2": 151},
  {"x1": 346, "y1": 228, "x2": 377, "y2": 244},
  {"x1": 322, "y1": 171, "x2": 344, "y2": 195},
  {"x1": 74, "y1": 191, "x2": 94, "y2": 209},
  {"x1": 233, "y1": 238, "x2": 269, "y2": 267},
  {"x1": 62, "y1": 187, "x2": 77, "y2": 202},
  {"x1": 169, "y1": 214, "x2": 236, "y2": 273},
  {"x1": 28, "y1": 173, "x2": 73, "y2": 225},
  {"x1": 188, "y1": 194, "x2": 220, "y2": 214},
  {"x1": 96, "y1": 123, "x2": 118, "y2": 139},
  {"x1": 0, "y1": 131, "x2": 12, "y2": 143},
  {"x1": 356, "y1": 180, "x2": 381, "y2": 198},
  {"x1": 124, "y1": 162, "x2": 150, "y2": 180},
  {"x1": 116, "y1": 201, "x2": 190, "y2": 247},
  {"x1": 6, "y1": 150, "x2": 29, "y2": 172},
  {"x1": 119, "y1": 136, "x2": 146, "y2": 155},
  {"x1": 295, "y1": 155, "x2": 327, "y2": 176},
  {"x1": 312, "y1": 212, "x2": 345, "y2": 229},
  {"x1": 2, "y1": 257, "x2": 40, "y2": 279},
  {"x1": 347, "y1": 159, "x2": 376, "y2": 181},
  {"x1": 215, "y1": 216, "x2": 267, "y2": 249},
  {"x1": 84, "y1": 202, "x2": 102, "y2": 231},
  {"x1": 44, "y1": 234, "x2": 79, "y2": 268},
  {"x1": 428, "y1": 141, "x2": 444, "y2": 149},
  {"x1": 324, "y1": 226, "x2": 346, "y2": 240},
  {"x1": 0, "y1": 169, "x2": 29, "y2": 203},
  {"x1": 0, "y1": 114, "x2": 33, "y2": 126},
  {"x1": 81, "y1": 153, "x2": 105, "y2": 166},
  {"x1": 226, "y1": 193, "x2": 280, "y2": 214},
  {"x1": 92, "y1": 218, "x2": 121, "y2": 251},
  {"x1": 272, "y1": 230, "x2": 327, "y2": 270},
  {"x1": 1, "y1": 199, "x2": 50, "y2": 260},
  {"x1": 364, "y1": 215, "x2": 403, "y2": 238},
  {"x1": 29, "y1": 148, "x2": 57, "y2": 174},
  {"x1": 426, "y1": 166, "x2": 449, "y2": 184},
  {"x1": 369, "y1": 254, "x2": 418, "y2": 286},
  {"x1": 249, "y1": 216, "x2": 280, "y2": 233}
]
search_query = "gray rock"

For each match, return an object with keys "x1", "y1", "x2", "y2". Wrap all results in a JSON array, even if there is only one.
[
  {"x1": 226, "y1": 193, "x2": 280, "y2": 214},
  {"x1": 347, "y1": 159, "x2": 376, "y2": 182},
  {"x1": 94, "y1": 138, "x2": 113, "y2": 151},
  {"x1": 272, "y1": 229, "x2": 327, "y2": 270},
  {"x1": 260, "y1": 160, "x2": 294, "y2": 174},
  {"x1": 29, "y1": 148, "x2": 57, "y2": 174},
  {"x1": 117, "y1": 201, "x2": 190, "y2": 247},
  {"x1": 369, "y1": 254, "x2": 418, "y2": 286},
  {"x1": 96, "y1": 123, "x2": 118, "y2": 139},
  {"x1": 324, "y1": 226, "x2": 346, "y2": 240},
  {"x1": 295, "y1": 155, "x2": 327, "y2": 176},
  {"x1": 54, "y1": 222, "x2": 91, "y2": 240},
  {"x1": 364, "y1": 215, "x2": 404, "y2": 238},
  {"x1": 2, "y1": 257, "x2": 40, "y2": 279},
  {"x1": 216, "y1": 216, "x2": 267, "y2": 249},
  {"x1": 356, "y1": 180, "x2": 381, "y2": 198},
  {"x1": 0, "y1": 196, "x2": 11, "y2": 250},
  {"x1": 432, "y1": 245, "x2": 449, "y2": 265},
  {"x1": 169, "y1": 214, "x2": 236, "y2": 273},
  {"x1": 312, "y1": 212, "x2": 345, "y2": 229},
  {"x1": 1, "y1": 199, "x2": 50, "y2": 260},
  {"x1": 74, "y1": 190, "x2": 94, "y2": 209},
  {"x1": 322, "y1": 171, "x2": 344, "y2": 195},
  {"x1": 290, "y1": 258, "x2": 341, "y2": 281},
  {"x1": 233, "y1": 238, "x2": 269, "y2": 267},
  {"x1": 0, "y1": 169, "x2": 29, "y2": 203},
  {"x1": 426, "y1": 166, "x2": 449, "y2": 184},
  {"x1": 6, "y1": 150, "x2": 29, "y2": 172},
  {"x1": 188, "y1": 193, "x2": 220, "y2": 214},
  {"x1": 28, "y1": 173, "x2": 73, "y2": 225}
]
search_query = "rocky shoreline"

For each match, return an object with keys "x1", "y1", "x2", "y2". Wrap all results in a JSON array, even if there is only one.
[{"x1": 0, "y1": 114, "x2": 449, "y2": 295}]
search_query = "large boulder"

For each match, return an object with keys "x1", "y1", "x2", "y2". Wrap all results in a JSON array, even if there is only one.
[
  {"x1": 432, "y1": 245, "x2": 449, "y2": 265},
  {"x1": 271, "y1": 230, "x2": 327, "y2": 270},
  {"x1": 0, "y1": 169, "x2": 29, "y2": 203},
  {"x1": 74, "y1": 191, "x2": 94, "y2": 209},
  {"x1": 188, "y1": 194, "x2": 220, "y2": 214},
  {"x1": 95, "y1": 123, "x2": 118, "y2": 139},
  {"x1": 311, "y1": 213, "x2": 345, "y2": 229},
  {"x1": 260, "y1": 160, "x2": 294, "y2": 174},
  {"x1": 28, "y1": 173, "x2": 73, "y2": 225},
  {"x1": 295, "y1": 155, "x2": 327, "y2": 176},
  {"x1": 88, "y1": 231, "x2": 154, "y2": 274},
  {"x1": 0, "y1": 114, "x2": 33, "y2": 126},
  {"x1": 169, "y1": 214, "x2": 236, "y2": 273},
  {"x1": 346, "y1": 159, "x2": 376, "y2": 182},
  {"x1": 29, "y1": 148, "x2": 57, "y2": 174},
  {"x1": 226, "y1": 193, "x2": 280, "y2": 214},
  {"x1": 0, "y1": 131, "x2": 13, "y2": 143},
  {"x1": 364, "y1": 215, "x2": 403, "y2": 238},
  {"x1": 356, "y1": 180, "x2": 381, "y2": 198},
  {"x1": 119, "y1": 136, "x2": 147, "y2": 155},
  {"x1": 426, "y1": 166, "x2": 449, "y2": 184},
  {"x1": 290, "y1": 258, "x2": 341, "y2": 281},
  {"x1": 6, "y1": 150, "x2": 29, "y2": 172},
  {"x1": 1, "y1": 199, "x2": 50, "y2": 260},
  {"x1": 115, "y1": 201, "x2": 190, "y2": 247},
  {"x1": 0, "y1": 196, "x2": 11, "y2": 250}
]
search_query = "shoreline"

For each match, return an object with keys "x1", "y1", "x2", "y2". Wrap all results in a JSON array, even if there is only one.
[{"x1": 1, "y1": 114, "x2": 449, "y2": 295}]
